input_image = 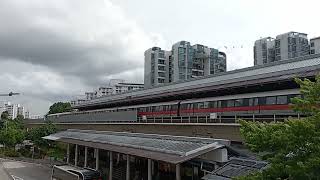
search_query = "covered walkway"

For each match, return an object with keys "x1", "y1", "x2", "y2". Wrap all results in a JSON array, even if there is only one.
[{"x1": 44, "y1": 129, "x2": 230, "y2": 180}]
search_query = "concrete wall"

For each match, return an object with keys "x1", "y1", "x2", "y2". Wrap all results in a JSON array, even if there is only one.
[
  {"x1": 26, "y1": 123, "x2": 242, "y2": 142},
  {"x1": 46, "y1": 111, "x2": 137, "y2": 123}
]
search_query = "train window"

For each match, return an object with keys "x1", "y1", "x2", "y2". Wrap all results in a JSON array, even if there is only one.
[
  {"x1": 266, "y1": 96, "x2": 277, "y2": 105},
  {"x1": 221, "y1": 100, "x2": 228, "y2": 108},
  {"x1": 258, "y1": 97, "x2": 266, "y2": 105},
  {"x1": 234, "y1": 99, "x2": 243, "y2": 107},
  {"x1": 208, "y1": 101, "x2": 217, "y2": 108},
  {"x1": 151, "y1": 106, "x2": 156, "y2": 112},
  {"x1": 277, "y1": 96, "x2": 288, "y2": 104},
  {"x1": 180, "y1": 104, "x2": 188, "y2": 110},
  {"x1": 204, "y1": 102, "x2": 209, "y2": 108},
  {"x1": 288, "y1": 94, "x2": 301, "y2": 104},
  {"x1": 171, "y1": 104, "x2": 178, "y2": 111},
  {"x1": 198, "y1": 102, "x2": 204, "y2": 109},
  {"x1": 242, "y1": 98, "x2": 250, "y2": 106},
  {"x1": 193, "y1": 103, "x2": 198, "y2": 109},
  {"x1": 227, "y1": 100, "x2": 235, "y2": 107},
  {"x1": 187, "y1": 103, "x2": 193, "y2": 109},
  {"x1": 156, "y1": 106, "x2": 163, "y2": 112}
]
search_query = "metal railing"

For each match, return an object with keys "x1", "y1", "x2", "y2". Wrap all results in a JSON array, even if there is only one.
[
  {"x1": 137, "y1": 114, "x2": 302, "y2": 124},
  {"x1": 26, "y1": 114, "x2": 302, "y2": 125}
]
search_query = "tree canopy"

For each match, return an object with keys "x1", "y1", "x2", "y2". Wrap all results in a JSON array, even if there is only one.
[
  {"x1": 1, "y1": 111, "x2": 9, "y2": 120},
  {"x1": 239, "y1": 75, "x2": 320, "y2": 179},
  {"x1": 0, "y1": 118, "x2": 25, "y2": 148},
  {"x1": 27, "y1": 122, "x2": 57, "y2": 148},
  {"x1": 48, "y1": 102, "x2": 71, "y2": 115}
]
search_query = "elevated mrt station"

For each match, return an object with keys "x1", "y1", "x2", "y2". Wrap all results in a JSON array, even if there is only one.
[
  {"x1": 45, "y1": 129, "x2": 267, "y2": 180},
  {"x1": 48, "y1": 54, "x2": 320, "y2": 123}
]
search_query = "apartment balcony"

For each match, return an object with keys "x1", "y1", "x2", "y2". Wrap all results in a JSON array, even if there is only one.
[{"x1": 194, "y1": 51, "x2": 208, "y2": 59}]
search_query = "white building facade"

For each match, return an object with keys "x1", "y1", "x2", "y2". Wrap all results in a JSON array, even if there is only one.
[{"x1": 78, "y1": 80, "x2": 144, "y2": 102}]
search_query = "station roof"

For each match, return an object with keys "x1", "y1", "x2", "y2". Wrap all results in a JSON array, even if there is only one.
[
  {"x1": 202, "y1": 157, "x2": 268, "y2": 180},
  {"x1": 43, "y1": 129, "x2": 230, "y2": 164},
  {"x1": 74, "y1": 54, "x2": 320, "y2": 110}
]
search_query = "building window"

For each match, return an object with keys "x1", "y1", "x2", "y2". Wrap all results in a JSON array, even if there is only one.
[
  {"x1": 158, "y1": 59, "x2": 165, "y2": 65},
  {"x1": 158, "y1": 72, "x2": 165, "y2": 77},
  {"x1": 311, "y1": 42, "x2": 315, "y2": 47},
  {"x1": 158, "y1": 78, "x2": 165, "y2": 83},
  {"x1": 158, "y1": 51, "x2": 165, "y2": 58},
  {"x1": 178, "y1": 47, "x2": 186, "y2": 54},
  {"x1": 158, "y1": 66, "x2": 165, "y2": 71},
  {"x1": 311, "y1": 49, "x2": 315, "y2": 54}
]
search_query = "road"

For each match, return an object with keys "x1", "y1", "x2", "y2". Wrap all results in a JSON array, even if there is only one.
[{"x1": 0, "y1": 158, "x2": 51, "y2": 180}]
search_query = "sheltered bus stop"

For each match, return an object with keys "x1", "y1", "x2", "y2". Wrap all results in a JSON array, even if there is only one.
[{"x1": 43, "y1": 129, "x2": 239, "y2": 180}]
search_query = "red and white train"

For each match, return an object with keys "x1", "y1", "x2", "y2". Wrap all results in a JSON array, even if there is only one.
[{"x1": 47, "y1": 89, "x2": 302, "y2": 122}]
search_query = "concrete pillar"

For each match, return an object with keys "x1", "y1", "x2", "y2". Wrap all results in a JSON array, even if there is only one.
[
  {"x1": 95, "y1": 149, "x2": 99, "y2": 170},
  {"x1": 74, "y1": 144, "x2": 78, "y2": 166},
  {"x1": 84, "y1": 147, "x2": 88, "y2": 167},
  {"x1": 109, "y1": 152, "x2": 113, "y2": 180},
  {"x1": 176, "y1": 164, "x2": 181, "y2": 180},
  {"x1": 66, "y1": 143, "x2": 70, "y2": 164},
  {"x1": 148, "y1": 159, "x2": 152, "y2": 180},
  {"x1": 126, "y1": 154, "x2": 130, "y2": 180}
]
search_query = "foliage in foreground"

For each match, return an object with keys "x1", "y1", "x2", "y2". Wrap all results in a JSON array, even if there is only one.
[
  {"x1": 238, "y1": 75, "x2": 320, "y2": 180},
  {"x1": 0, "y1": 113, "x2": 25, "y2": 148}
]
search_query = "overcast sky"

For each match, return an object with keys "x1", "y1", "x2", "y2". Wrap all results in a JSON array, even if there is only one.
[{"x1": 0, "y1": 0, "x2": 319, "y2": 115}]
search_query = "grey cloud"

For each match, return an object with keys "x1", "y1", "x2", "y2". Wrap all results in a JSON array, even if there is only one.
[
  {"x1": 0, "y1": 0, "x2": 158, "y2": 114},
  {"x1": 0, "y1": 0, "x2": 153, "y2": 86}
]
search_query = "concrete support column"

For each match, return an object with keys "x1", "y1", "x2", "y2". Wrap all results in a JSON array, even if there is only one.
[
  {"x1": 95, "y1": 149, "x2": 99, "y2": 170},
  {"x1": 84, "y1": 147, "x2": 88, "y2": 167},
  {"x1": 176, "y1": 164, "x2": 181, "y2": 180},
  {"x1": 126, "y1": 154, "x2": 130, "y2": 180},
  {"x1": 74, "y1": 144, "x2": 78, "y2": 166},
  {"x1": 109, "y1": 152, "x2": 113, "y2": 180},
  {"x1": 148, "y1": 159, "x2": 152, "y2": 180},
  {"x1": 66, "y1": 143, "x2": 70, "y2": 164}
]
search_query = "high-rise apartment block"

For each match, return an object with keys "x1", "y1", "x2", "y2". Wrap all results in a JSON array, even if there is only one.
[
  {"x1": 254, "y1": 32, "x2": 310, "y2": 66},
  {"x1": 310, "y1": 37, "x2": 320, "y2": 55},
  {"x1": 144, "y1": 47, "x2": 171, "y2": 87},
  {"x1": 254, "y1": 37, "x2": 275, "y2": 65},
  {"x1": 17, "y1": 106, "x2": 25, "y2": 117},
  {"x1": 144, "y1": 41, "x2": 226, "y2": 87}
]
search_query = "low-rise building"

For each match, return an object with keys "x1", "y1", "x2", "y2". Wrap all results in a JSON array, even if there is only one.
[{"x1": 310, "y1": 37, "x2": 320, "y2": 55}]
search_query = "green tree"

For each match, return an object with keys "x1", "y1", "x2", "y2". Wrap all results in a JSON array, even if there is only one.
[
  {"x1": 0, "y1": 111, "x2": 9, "y2": 128},
  {"x1": 0, "y1": 120, "x2": 25, "y2": 148},
  {"x1": 13, "y1": 114, "x2": 25, "y2": 129},
  {"x1": 1, "y1": 111, "x2": 9, "y2": 120},
  {"x1": 47, "y1": 102, "x2": 71, "y2": 115},
  {"x1": 238, "y1": 75, "x2": 320, "y2": 180},
  {"x1": 27, "y1": 122, "x2": 58, "y2": 158}
]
